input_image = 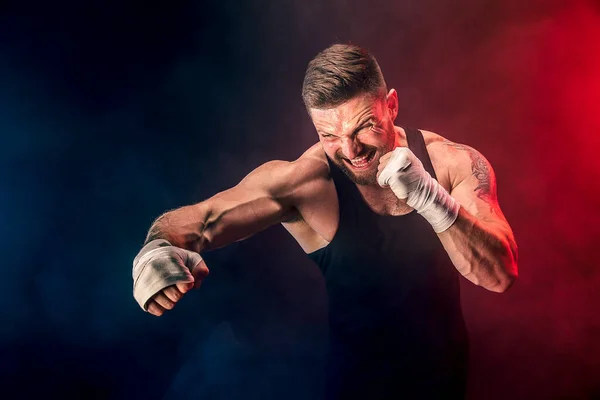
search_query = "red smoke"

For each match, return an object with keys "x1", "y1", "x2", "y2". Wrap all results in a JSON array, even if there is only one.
[{"x1": 463, "y1": 1, "x2": 600, "y2": 398}]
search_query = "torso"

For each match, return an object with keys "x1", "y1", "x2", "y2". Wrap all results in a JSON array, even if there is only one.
[{"x1": 282, "y1": 127, "x2": 453, "y2": 253}]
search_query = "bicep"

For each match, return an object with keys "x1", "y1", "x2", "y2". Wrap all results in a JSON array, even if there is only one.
[
  {"x1": 445, "y1": 142, "x2": 518, "y2": 263},
  {"x1": 208, "y1": 161, "x2": 297, "y2": 225},
  {"x1": 200, "y1": 161, "x2": 298, "y2": 247},
  {"x1": 447, "y1": 145, "x2": 509, "y2": 227}
]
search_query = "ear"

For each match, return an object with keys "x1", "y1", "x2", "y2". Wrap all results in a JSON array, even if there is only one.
[{"x1": 385, "y1": 89, "x2": 398, "y2": 121}]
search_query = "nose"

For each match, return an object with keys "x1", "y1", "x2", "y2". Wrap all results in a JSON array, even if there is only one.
[{"x1": 340, "y1": 136, "x2": 362, "y2": 160}]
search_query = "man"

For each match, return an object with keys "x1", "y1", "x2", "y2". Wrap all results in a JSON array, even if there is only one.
[{"x1": 132, "y1": 43, "x2": 518, "y2": 399}]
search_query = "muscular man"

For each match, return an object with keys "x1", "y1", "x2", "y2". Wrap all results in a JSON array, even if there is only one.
[{"x1": 132, "y1": 44, "x2": 518, "y2": 399}]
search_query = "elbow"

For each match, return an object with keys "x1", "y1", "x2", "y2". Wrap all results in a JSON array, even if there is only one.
[
  {"x1": 490, "y1": 267, "x2": 517, "y2": 293},
  {"x1": 489, "y1": 250, "x2": 519, "y2": 293},
  {"x1": 461, "y1": 236, "x2": 519, "y2": 293},
  {"x1": 487, "y1": 235, "x2": 518, "y2": 293}
]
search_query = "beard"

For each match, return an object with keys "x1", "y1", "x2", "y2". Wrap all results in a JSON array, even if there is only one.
[{"x1": 331, "y1": 144, "x2": 381, "y2": 186}]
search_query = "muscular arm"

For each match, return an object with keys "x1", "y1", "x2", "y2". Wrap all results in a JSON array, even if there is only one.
[
  {"x1": 134, "y1": 155, "x2": 328, "y2": 316},
  {"x1": 435, "y1": 141, "x2": 518, "y2": 292},
  {"x1": 144, "y1": 157, "x2": 324, "y2": 254}
]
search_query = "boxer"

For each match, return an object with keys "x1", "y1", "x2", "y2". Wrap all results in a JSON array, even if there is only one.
[{"x1": 132, "y1": 43, "x2": 518, "y2": 399}]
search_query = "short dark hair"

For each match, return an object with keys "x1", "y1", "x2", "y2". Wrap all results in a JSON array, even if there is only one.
[{"x1": 302, "y1": 43, "x2": 387, "y2": 110}]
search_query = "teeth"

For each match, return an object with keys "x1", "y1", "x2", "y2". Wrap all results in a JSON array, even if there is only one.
[{"x1": 350, "y1": 152, "x2": 373, "y2": 166}]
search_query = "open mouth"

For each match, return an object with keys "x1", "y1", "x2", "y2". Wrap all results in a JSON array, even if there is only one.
[{"x1": 345, "y1": 150, "x2": 376, "y2": 170}]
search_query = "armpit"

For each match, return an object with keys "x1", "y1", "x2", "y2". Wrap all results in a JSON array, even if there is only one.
[{"x1": 281, "y1": 207, "x2": 304, "y2": 223}]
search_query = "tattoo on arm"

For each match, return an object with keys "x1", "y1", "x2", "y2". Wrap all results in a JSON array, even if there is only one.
[
  {"x1": 443, "y1": 140, "x2": 498, "y2": 209},
  {"x1": 470, "y1": 151, "x2": 495, "y2": 201}
]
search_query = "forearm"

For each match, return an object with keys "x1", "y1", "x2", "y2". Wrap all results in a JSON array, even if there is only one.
[
  {"x1": 144, "y1": 192, "x2": 289, "y2": 253},
  {"x1": 438, "y1": 207, "x2": 518, "y2": 292}
]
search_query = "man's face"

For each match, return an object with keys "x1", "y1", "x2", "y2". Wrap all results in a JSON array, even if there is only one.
[{"x1": 310, "y1": 90, "x2": 399, "y2": 186}]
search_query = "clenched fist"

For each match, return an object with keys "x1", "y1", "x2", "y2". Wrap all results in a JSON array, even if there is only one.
[
  {"x1": 376, "y1": 146, "x2": 426, "y2": 201},
  {"x1": 132, "y1": 240, "x2": 209, "y2": 316},
  {"x1": 376, "y1": 146, "x2": 460, "y2": 233}
]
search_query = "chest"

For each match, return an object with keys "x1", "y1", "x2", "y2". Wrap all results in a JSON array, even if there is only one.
[
  {"x1": 285, "y1": 147, "x2": 453, "y2": 252},
  {"x1": 285, "y1": 177, "x2": 408, "y2": 248},
  {"x1": 356, "y1": 186, "x2": 414, "y2": 216},
  {"x1": 283, "y1": 176, "x2": 435, "y2": 254}
]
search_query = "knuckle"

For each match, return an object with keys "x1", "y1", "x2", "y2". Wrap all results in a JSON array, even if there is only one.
[
  {"x1": 148, "y1": 303, "x2": 162, "y2": 316},
  {"x1": 168, "y1": 288, "x2": 182, "y2": 301},
  {"x1": 154, "y1": 293, "x2": 173, "y2": 309},
  {"x1": 161, "y1": 298, "x2": 175, "y2": 309},
  {"x1": 192, "y1": 264, "x2": 209, "y2": 278},
  {"x1": 177, "y1": 281, "x2": 192, "y2": 292}
]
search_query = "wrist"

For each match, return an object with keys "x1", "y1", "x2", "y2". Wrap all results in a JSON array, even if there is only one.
[
  {"x1": 407, "y1": 174, "x2": 459, "y2": 233},
  {"x1": 144, "y1": 219, "x2": 170, "y2": 245}
]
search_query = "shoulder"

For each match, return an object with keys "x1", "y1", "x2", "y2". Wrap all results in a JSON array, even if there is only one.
[
  {"x1": 276, "y1": 142, "x2": 330, "y2": 188},
  {"x1": 294, "y1": 142, "x2": 331, "y2": 180},
  {"x1": 419, "y1": 129, "x2": 493, "y2": 191},
  {"x1": 290, "y1": 143, "x2": 332, "y2": 200}
]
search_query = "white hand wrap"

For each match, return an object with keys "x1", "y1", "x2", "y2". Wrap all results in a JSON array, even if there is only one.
[
  {"x1": 132, "y1": 239, "x2": 198, "y2": 311},
  {"x1": 377, "y1": 147, "x2": 460, "y2": 233}
]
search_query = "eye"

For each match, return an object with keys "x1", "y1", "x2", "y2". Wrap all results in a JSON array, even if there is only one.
[
  {"x1": 359, "y1": 123, "x2": 376, "y2": 133},
  {"x1": 369, "y1": 122, "x2": 383, "y2": 132}
]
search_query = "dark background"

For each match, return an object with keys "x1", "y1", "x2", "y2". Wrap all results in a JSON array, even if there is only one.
[{"x1": 1, "y1": 0, "x2": 599, "y2": 398}]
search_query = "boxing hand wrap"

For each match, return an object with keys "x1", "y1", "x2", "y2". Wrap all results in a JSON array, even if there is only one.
[
  {"x1": 132, "y1": 239, "x2": 199, "y2": 310},
  {"x1": 377, "y1": 147, "x2": 460, "y2": 233}
]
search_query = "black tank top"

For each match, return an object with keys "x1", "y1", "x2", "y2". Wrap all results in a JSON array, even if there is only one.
[{"x1": 307, "y1": 128, "x2": 469, "y2": 399}]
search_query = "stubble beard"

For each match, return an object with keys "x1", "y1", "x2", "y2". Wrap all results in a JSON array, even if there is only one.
[
  {"x1": 333, "y1": 145, "x2": 381, "y2": 186},
  {"x1": 328, "y1": 123, "x2": 399, "y2": 186}
]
